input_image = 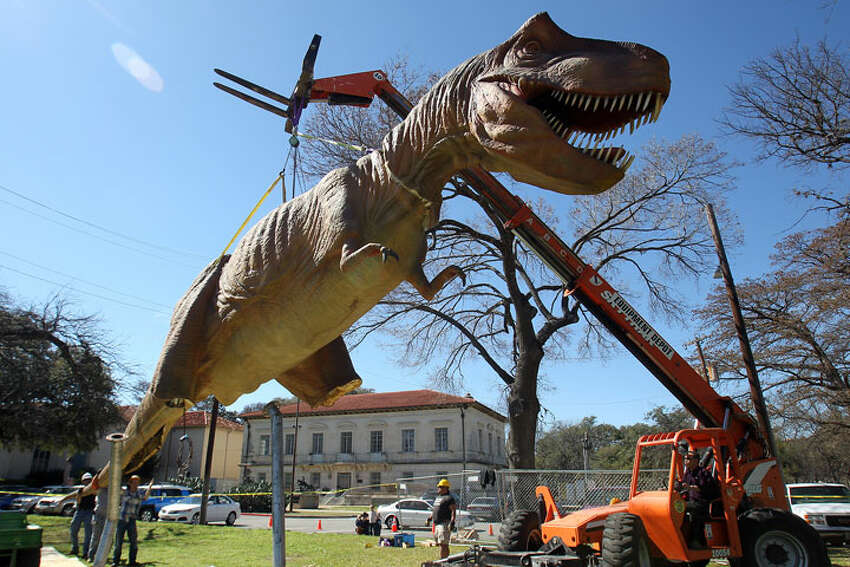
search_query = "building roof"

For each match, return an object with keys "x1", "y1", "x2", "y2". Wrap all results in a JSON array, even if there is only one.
[
  {"x1": 118, "y1": 406, "x2": 243, "y2": 431},
  {"x1": 239, "y1": 389, "x2": 506, "y2": 422}
]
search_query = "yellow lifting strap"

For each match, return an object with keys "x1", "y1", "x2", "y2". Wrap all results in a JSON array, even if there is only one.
[{"x1": 218, "y1": 172, "x2": 284, "y2": 259}]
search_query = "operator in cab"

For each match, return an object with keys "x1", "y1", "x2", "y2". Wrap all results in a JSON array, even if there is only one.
[
  {"x1": 431, "y1": 478, "x2": 457, "y2": 559},
  {"x1": 676, "y1": 447, "x2": 720, "y2": 548}
]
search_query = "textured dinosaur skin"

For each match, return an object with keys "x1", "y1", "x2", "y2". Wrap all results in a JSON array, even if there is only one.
[{"x1": 94, "y1": 12, "x2": 670, "y2": 486}]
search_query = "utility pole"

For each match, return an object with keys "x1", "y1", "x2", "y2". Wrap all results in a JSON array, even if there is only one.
[
  {"x1": 199, "y1": 398, "x2": 219, "y2": 525},
  {"x1": 289, "y1": 399, "x2": 300, "y2": 512},
  {"x1": 704, "y1": 204, "x2": 780, "y2": 462}
]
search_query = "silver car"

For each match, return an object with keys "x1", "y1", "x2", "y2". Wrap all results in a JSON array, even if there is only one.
[
  {"x1": 33, "y1": 485, "x2": 83, "y2": 516},
  {"x1": 377, "y1": 498, "x2": 474, "y2": 529}
]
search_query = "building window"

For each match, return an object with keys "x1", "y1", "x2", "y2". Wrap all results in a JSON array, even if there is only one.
[
  {"x1": 401, "y1": 471, "x2": 414, "y2": 479},
  {"x1": 478, "y1": 429, "x2": 483, "y2": 451},
  {"x1": 436, "y1": 471, "x2": 448, "y2": 478},
  {"x1": 284, "y1": 475, "x2": 293, "y2": 491},
  {"x1": 31, "y1": 448, "x2": 50, "y2": 473},
  {"x1": 488, "y1": 432, "x2": 493, "y2": 455},
  {"x1": 369, "y1": 471, "x2": 381, "y2": 488},
  {"x1": 312, "y1": 432, "x2": 324, "y2": 455},
  {"x1": 337, "y1": 472, "x2": 352, "y2": 490},
  {"x1": 401, "y1": 429, "x2": 415, "y2": 452},
  {"x1": 497, "y1": 437, "x2": 502, "y2": 455},
  {"x1": 340, "y1": 431, "x2": 353, "y2": 454},
  {"x1": 435, "y1": 427, "x2": 448, "y2": 452},
  {"x1": 260, "y1": 435, "x2": 270, "y2": 456},
  {"x1": 257, "y1": 472, "x2": 267, "y2": 483},
  {"x1": 310, "y1": 472, "x2": 321, "y2": 489},
  {"x1": 285, "y1": 433, "x2": 295, "y2": 455},
  {"x1": 370, "y1": 430, "x2": 383, "y2": 453}
]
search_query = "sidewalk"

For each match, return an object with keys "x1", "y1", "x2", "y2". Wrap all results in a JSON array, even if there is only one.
[{"x1": 40, "y1": 546, "x2": 86, "y2": 567}]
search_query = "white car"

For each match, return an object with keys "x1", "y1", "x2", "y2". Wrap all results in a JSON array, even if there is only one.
[
  {"x1": 787, "y1": 483, "x2": 850, "y2": 545},
  {"x1": 377, "y1": 498, "x2": 474, "y2": 529},
  {"x1": 157, "y1": 494, "x2": 240, "y2": 525}
]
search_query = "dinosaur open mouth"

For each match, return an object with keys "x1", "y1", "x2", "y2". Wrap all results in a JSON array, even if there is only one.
[{"x1": 526, "y1": 88, "x2": 665, "y2": 173}]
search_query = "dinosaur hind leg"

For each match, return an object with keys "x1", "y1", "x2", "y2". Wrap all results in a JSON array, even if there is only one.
[{"x1": 92, "y1": 395, "x2": 188, "y2": 489}]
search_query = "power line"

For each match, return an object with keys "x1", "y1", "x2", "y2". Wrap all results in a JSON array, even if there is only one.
[
  {"x1": 0, "y1": 263, "x2": 171, "y2": 315},
  {"x1": 0, "y1": 182, "x2": 207, "y2": 260},
  {"x1": 0, "y1": 197, "x2": 201, "y2": 269},
  {"x1": 0, "y1": 250, "x2": 174, "y2": 310}
]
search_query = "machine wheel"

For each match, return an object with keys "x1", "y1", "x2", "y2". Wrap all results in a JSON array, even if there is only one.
[
  {"x1": 732, "y1": 508, "x2": 830, "y2": 567},
  {"x1": 226, "y1": 511, "x2": 237, "y2": 526},
  {"x1": 498, "y1": 509, "x2": 543, "y2": 552},
  {"x1": 601, "y1": 513, "x2": 653, "y2": 567},
  {"x1": 139, "y1": 507, "x2": 156, "y2": 522}
]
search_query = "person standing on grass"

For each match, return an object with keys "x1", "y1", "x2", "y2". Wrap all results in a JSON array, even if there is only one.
[
  {"x1": 369, "y1": 504, "x2": 381, "y2": 536},
  {"x1": 431, "y1": 478, "x2": 456, "y2": 560},
  {"x1": 112, "y1": 475, "x2": 153, "y2": 567},
  {"x1": 70, "y1": 472, "x2": 95, "y2": 557}
]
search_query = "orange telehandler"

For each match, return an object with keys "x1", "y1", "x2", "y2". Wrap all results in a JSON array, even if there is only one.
[{"x1": 214, "y1": 42, "x2": 829, "y2": 566}]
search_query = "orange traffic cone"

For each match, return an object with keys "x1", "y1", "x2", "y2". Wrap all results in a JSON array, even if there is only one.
[
  {"x1": 488, "y1": 524, "x2": 493, "y2": 536},
  {"x1": 317, "y1": 519, "x2": 322, "y2": 530},
  {"x1": 391, "y1": 517, "x2": 398, "y2": 532},
  {"x1": 431, "y1": 522, "x2": 435, "y2": 534},
  {"x1": 268, "y1": 515, "x2": 273, "y2": 528}
]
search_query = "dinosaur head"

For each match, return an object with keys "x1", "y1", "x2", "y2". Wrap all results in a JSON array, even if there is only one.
[{"x1": 469, "y1": 13, "x2": 671, "y2": 195}]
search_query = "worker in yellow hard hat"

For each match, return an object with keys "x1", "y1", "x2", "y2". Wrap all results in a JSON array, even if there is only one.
[{"x1": 431, "y1": 478, "x2": 457, "y2": 559}]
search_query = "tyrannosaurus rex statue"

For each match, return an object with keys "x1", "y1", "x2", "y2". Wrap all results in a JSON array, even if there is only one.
[{"x1": 91, "y1": 12, "x2": 670, "y2": 489}]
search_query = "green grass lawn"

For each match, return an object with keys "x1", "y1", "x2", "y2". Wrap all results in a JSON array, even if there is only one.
[{"x1": 29, "y1": 515, "x2": 850, "y2": 567}]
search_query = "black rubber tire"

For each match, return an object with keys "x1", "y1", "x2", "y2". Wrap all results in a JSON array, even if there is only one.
[
  {"x1": 733, "y1": 508, "x2": 830, "y2": 567},
  {"x1": 61, "y1": 503, "x2": 75, "y2": 517},
  {"x1": 139, "y1": 507, "x2": 156, "y2": 522},
  {"x1": 191, "y1": 512, "x2": 200, "y2": 525},
  {"x1": 226, "y1": 511, "x2": 237, "y2": 526},
  {"x1": 498, "y1": 509, "x2": 543, "y2": 552},
  {"x1": 601, "y1": 513, "x2": 654, "y2": 567}
]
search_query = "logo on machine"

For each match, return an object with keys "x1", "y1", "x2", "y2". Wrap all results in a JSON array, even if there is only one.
[
  {"x1": 600, "y1": 290, "x2": 674, "y2": 360},
  {"x1": 711, "y1": 548, "x2": 730, "y2": 558}
]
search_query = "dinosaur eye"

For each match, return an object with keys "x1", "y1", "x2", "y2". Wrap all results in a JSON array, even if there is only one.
[{"x1": 522, "y1": 41, "x2": 541, "y2": 56}]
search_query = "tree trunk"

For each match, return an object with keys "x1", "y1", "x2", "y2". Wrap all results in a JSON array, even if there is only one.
[{"x1": 507, "y1": 342, "x2": 543, "y2": 469}]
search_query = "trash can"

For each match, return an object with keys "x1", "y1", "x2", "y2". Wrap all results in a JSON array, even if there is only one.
[{"x1": 0, "y1": 510, "x2": 42, "y2": 567}]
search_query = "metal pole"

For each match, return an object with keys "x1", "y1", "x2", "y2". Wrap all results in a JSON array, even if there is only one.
[
  {"x1": 460, "y1": 405, "x2": 467, "y2": 509},
  {"x1": 266, "y1": 402, "x2": 285, "y2": 567},
  {"x1": 93, "y1": 433, "x2": 124, "y2": 567},
  {"x1": 199, "y1": 398, "x2": 220, "y2": 524},
  {"x1": 289, "y1": 399, "x2": 300, "y2": 512},
  {"x1": 693, "y1": 337, "x2": 710, "y2": 383},
  {"x1": 704, "y1": 203, "x2": 780, "y2": 462}
]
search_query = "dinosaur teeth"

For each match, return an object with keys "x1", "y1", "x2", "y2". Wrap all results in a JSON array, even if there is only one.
[{"x1": 651, "y1": 92, "x2": 663, "y2": 122}]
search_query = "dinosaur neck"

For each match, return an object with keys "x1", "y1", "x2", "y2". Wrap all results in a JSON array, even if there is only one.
[{"x1": 375, "y1": 54, "x2": 488, "y2": 208}]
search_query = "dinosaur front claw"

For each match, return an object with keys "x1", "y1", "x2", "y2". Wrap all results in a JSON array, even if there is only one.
[{"x1": 381, "y1": 247, "x2": 400, "y2": 263}]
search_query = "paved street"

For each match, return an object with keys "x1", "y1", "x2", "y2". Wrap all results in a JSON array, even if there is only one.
[{"x1": 236, "y1": 514, "x2": 500, "y2": 543}]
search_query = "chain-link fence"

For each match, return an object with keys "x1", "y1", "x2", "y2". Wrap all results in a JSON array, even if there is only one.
[{"x1": 395, "y1": 469, "x2": 668, "y2": 522}]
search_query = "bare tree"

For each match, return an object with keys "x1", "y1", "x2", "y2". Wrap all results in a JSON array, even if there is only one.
[
  {"x1": 344, "y1": 134, "x2": 736, "y2": 468},
  {"x1": 720, "y1": 38, "x2": 850, "y2": 170}
]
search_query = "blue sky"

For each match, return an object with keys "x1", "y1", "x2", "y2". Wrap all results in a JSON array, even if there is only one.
[{"x1": 1, "y1": 1, "x2": 847, "y2": 428}]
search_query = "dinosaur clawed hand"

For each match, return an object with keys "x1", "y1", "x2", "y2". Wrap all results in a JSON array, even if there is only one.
[{"x1": 381, "y1": 247, "x2": 399, "y2": 263}]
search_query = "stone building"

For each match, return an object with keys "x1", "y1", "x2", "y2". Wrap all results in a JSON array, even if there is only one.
[{"x1": 238, "y1": 390, "x2": 507, "y2": 492}]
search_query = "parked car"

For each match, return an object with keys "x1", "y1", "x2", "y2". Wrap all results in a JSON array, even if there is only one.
[
  {"x1": 138, "y1": 484, "x2": 193, "y2": 522},
  {"x1": 377, "y1": 498, "x2": 474, "y2": 529},
  {"x1": 787, "y1": 482, "x2": 850, "y2": 545},
  {"x1": 34, "y1": 485, "x2": 83, "y2": 516},
  {"x1": 419, "y1": 490, "x2": 461, "y2": 507},
  {"x1": 8, "y1": 485, "x2": 65, "y2": 513},
  {"x1": 158, "y1": 494, "x2": 240, "y2": 525},
  {"x1": 465, "y1": 496, "x2": 500, "y2": 521},
  {"x1": 0, "y1": 486, "x2": 40, "y2": 510}
]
